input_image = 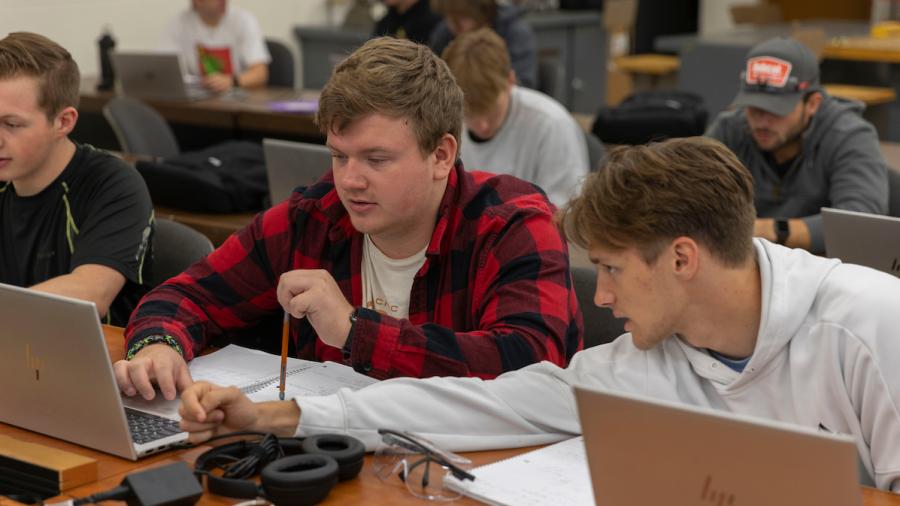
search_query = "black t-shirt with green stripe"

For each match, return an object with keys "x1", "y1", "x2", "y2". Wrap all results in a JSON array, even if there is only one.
[{"x1": 0, "y1": 143, "x2": 154, "y2": 326}]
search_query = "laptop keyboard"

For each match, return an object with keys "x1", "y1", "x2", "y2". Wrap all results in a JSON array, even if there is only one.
[{"x1": 125, "y1": 407, "x2": 183, "y2": 445}]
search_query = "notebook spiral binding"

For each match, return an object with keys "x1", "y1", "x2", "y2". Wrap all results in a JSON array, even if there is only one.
[{"x1": 240, "y1": 368, "x2": 304, "y2": 394}]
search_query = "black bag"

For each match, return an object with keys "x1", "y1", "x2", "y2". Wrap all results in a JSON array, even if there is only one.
[
  {"x1": 591, "y1": 91, "x2": 708, "y2": 145},
  {"x1": 135, "y1": 141, "x2": 268, "y2": 213}
]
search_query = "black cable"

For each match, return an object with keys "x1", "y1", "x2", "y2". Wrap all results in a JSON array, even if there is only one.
[{"x1": 72, "y1": 484, "x2": 130, "y2": 505}]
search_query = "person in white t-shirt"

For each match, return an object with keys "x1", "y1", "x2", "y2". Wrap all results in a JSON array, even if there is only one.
[
  {"x1": 442, "y1": 28, "x2": 589, "y2": 207},
  {"x1": 161, "y1": 0, "x2": 271, "y2": 93}
]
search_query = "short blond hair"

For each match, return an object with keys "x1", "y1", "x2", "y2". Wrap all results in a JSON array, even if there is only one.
[
  {"x1": 0, "y1": 32, "x2": 79, "y2": 119},
  {"x1": 560, "y1": 137, "x2": 756, "y2": 267},
  {"x1": 442, "y1": 28, "x2": 510, "y2": 115},
  {"x1": 316, "y1": 37, "x2": 463, "y2": 157},
  {"x1": 431, "y1": 0, "x2": 497, "y2": 26}
]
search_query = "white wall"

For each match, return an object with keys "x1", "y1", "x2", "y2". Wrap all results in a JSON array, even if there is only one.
[
  {"x1": 0, "y1": 0, "x2": 342, "y2": 83},
  {"x1": 699, "y1": 0, "x2": 761, "y2": 34}
]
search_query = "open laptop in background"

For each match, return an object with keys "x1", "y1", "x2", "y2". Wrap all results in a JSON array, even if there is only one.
[
  {"x1": 574, "y1": 386, "x2": 861, "y2": 506},
  {"x1": 263, "y1": 138, "x2": 332, "y2": 205},
  {"x1": 822, "y1": 207, "x2": 900, "y2": 277},
  {"x1": 111, "y1": 52, "x2": 212, "y2": 101},
  {"x1": 0, "y1": 283, "x2": 187, "y2": 460}
]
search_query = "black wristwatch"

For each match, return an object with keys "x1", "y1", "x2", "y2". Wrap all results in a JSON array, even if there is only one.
[
  {"x1": 342, "y1": 308, "x2": 358, "y2": 360},
  {"x1": 774, "y1": 218, "x2": 790, "y2": 245}
]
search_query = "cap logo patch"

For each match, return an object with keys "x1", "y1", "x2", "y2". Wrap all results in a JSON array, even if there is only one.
[{"x1": 745, "y1": 57, "x2": 792, "y2": 88}]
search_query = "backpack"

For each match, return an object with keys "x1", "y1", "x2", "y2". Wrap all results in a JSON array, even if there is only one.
[
  {"x1": 591, "y1": 90, "x2": 708, "y2": 145},
  {"x1": 135, "y1": 141, "x2": 268, "y2": 213}
]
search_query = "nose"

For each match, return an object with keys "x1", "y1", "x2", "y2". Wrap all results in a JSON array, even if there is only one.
[
  {"x1": 337, "y1": 158, "x2": 368, "y2": 190},
  {"x1": 593, "y1": 280, "x2": 615, "y2": 308}
]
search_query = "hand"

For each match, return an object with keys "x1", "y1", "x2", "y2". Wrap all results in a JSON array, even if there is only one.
[
  {"x1": 277, "y1": 269, "x2": 354, "y2": 348},
  {"x1": 113, "y1": 343, "x2": 192, "y2": 401},
  {"x1": 202, "y1": 73, "x2": 233, "y2": 94},
  {"x1": 178, "y1": 382, "x2": 259, "y2": 444},
  {"x1": 179, "y1": 382, "x2": 301, "y2": 444}
]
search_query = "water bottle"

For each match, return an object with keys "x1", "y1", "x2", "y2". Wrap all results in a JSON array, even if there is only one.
[{"x1": 97, "y1": 28, "x2": 116, "y2": 92}]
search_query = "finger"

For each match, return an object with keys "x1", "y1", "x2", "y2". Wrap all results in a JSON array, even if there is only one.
[
  {"x1": 175, "y1": 364, "x2": 194, "y2": 394},
  {"x1": 179, "y1": 414, "x2": 224, "y2": 434},
  {"x1": 179, "y1": 382, "x2": 211, "y2": 422},
  {"x1": 287, "y1": 291, "x2": 315, "y2": 319},
  {"x1": 153, "y1": 360, "x2": 178, "y2": 401},
  {"x1": 113, "y1": 360, "x2": 137, "y2": 397},
  {"x1": 127, "y1": 361, "x2": 157, "y2": 400},
  {"x1": 186, "y1": 429, "x2": 214, "y2": 445},
  {"x1": 198, "y1": 386, "x2": 244, "y2": 415}
]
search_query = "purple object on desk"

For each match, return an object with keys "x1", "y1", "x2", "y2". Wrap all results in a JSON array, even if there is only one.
[{"x1": 268, "y1": 99, "x2": 319, "y2": 114}]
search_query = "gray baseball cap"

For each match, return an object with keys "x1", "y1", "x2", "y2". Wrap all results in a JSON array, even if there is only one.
[{"x1": 731, "y1": 37, "x2": 821, "y2": 117}]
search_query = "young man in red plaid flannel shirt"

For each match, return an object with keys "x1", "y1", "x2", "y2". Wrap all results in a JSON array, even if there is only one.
[{"x1": 114, "y1": 37, "x2": 582, "y2": 402}]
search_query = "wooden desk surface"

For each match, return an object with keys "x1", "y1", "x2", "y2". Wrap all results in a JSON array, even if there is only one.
[
  {"x1": 1, "y1": 327, "x2": 897, "y2": 505},
  {"x1": 79, "y1": 77, "x2": 323, "y2": 139}
]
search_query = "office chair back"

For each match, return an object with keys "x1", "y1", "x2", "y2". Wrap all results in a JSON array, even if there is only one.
[
  {"x1": 150, "y1": 218, "x2": 214, "y2": 287},
  {"x1": 584, "y1": 131, "x2": 606, "y2": 172},
  {"x1": 103, "y1": 96, "x2": 180, "y2": 158},
  {"x1": 571, "y1": 266, "x2": 627, "y2": 348},
  {"x1": 266, "y1": 38, "x2": 295, "y2": 88}
]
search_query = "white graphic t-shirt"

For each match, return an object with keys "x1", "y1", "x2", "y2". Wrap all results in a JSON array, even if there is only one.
[{"x1": 360, "y1": 234, "x2": 428, "y2": 319}]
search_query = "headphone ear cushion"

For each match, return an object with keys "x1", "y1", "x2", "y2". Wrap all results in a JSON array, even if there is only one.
[
  {"x1": 301, "y1": 434, "x2": 366, "y2": 481},
  {"x1": 260, "y1": 454, "x2": 339, "y2": 506}
]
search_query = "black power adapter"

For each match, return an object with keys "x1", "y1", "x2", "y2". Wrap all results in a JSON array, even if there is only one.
[{"x1": 73, "y1": 462, "x2": 202, "y2": 506}]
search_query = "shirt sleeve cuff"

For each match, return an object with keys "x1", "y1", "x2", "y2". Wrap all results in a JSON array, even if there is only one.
[{"x1": 293, "y1": 395, "x2": 347, "y2": 437}]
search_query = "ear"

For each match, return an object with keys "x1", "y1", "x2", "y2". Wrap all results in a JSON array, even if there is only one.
[
  {"x1": 804, "y1": 91, "x2": 823, "y2": 116},
  {"x1": 431, "y1": 132, "x2": 457, "y2": 181},
  {"x1": 53, "y1": 106, "x2": 78, "y2": 137},
  {"x1": 507, "y1": 70, "x2": 516, "y2": 88},
  {"x1": 670, "y1": 236, "x2": 700, "y2": 280}
]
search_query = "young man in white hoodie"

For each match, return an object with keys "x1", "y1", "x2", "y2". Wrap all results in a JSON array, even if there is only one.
[{"x1": 178, "y1": 136, "x2": 900, "y2": 492}]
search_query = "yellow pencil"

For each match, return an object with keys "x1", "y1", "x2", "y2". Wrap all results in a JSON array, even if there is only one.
[{"x1": 279, "y1": 312, "x2": 289, "y2": 401}]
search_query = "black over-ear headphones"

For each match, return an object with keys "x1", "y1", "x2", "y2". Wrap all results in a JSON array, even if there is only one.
[{"x1": 193, "y1": 433, "x2": 365, "y2": 506}]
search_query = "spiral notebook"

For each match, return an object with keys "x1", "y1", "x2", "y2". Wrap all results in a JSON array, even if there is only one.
[{"x1": 122, "y1": 344, "x2": 378, "y2": 418}]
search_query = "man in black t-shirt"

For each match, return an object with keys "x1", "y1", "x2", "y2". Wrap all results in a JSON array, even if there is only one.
[
  {"x1": 0, "y1": 32, "x2": 154, "y2": 325},
  {"x1": 373, "y1": 0, "x2": 442, "y2": 44}
]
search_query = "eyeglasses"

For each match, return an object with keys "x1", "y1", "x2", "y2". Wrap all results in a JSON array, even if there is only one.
[
  {"x1": 373, "y1": 429, "x2": 475, "y2": 501},
  {"x1": 739, "y1": 71, "x2": 811, "y2": 94}
]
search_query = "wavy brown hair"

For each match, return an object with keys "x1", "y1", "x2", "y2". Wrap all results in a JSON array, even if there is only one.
[
  {"x1": 0, "y1": 32, "x2": 80, "y2": 119},
  {"x1": 560, "y1": 137, "x2": 756, "y2": 266},
  {"x1": 316, "y1": 37, "x2": 463, "y2": 157}
]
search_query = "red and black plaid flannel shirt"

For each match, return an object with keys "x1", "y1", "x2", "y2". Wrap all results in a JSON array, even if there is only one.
[{"x1": 126, "y1": 163, "x2": 583, "y2": 379}]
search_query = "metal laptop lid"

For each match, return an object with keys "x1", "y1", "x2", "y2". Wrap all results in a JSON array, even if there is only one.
[
  {"x1": 574, "y1": 386, "x2": 860, "y2": 506},
  {"x1": 263, "y1": 138, "x2": 331, "y2": 205},
  {"x1": 822, "y1": 207, "x2": 900, "y2": 277},
  {"x1": 0, "y1": 283, "x2": 138, "y2": 459},
  {"x1": 111, "y1": 52, "x2": 209, "y2": 101}
]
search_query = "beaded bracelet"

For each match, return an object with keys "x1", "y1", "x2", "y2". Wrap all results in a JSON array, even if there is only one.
[{"x1": 125, "y1": 334, "x2": 184, "y2": 360}]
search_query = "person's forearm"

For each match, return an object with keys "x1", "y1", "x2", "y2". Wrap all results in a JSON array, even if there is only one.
[
  {"x1": 237, "y1": 63, "x2": 268, "y2": 89},
  {"x1": 753, "y1": 218, "x2": 811, "y2": 250},
  {"x1": 253, "y1": 400, "x2": 301, "y2": 435},
  {"x1": 31, "y1": 265, "x2": 124, "y2": 317}
]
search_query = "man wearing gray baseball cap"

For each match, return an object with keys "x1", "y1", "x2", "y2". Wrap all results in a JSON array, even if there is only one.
[{"x1": 707, "y1": 36, "x2": 888, "y2": 254}]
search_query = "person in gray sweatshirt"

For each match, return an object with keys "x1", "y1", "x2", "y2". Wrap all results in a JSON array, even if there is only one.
[{"x1": 706, "y1": 37, "x2": 888, "y2": 254}]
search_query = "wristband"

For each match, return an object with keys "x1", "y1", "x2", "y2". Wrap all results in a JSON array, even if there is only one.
[{"x1": 126, "y1": 334, "x2": 183, "y2": 360}]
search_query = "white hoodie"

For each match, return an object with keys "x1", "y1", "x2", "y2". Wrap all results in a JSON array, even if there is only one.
[{"x1": 295, "y1": 240, "x2": 900, "y2": 492}]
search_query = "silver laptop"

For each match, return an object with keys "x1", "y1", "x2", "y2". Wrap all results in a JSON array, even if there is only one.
[
  {"x1": 263, "y1": 138, "x2": 332, "y2": 205},
  {"x1": 822, "y1": 207, "x2": 900, "y2": 277},
  {"x1": 0, "y1": 283, "x2": 187, "y2": 460},
  {"x1": 574, "y1": 386, "x2": 861, "y2": 506},
  {"x1": 111, "y1": 51, "x2": 211, "y2": 101}
]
